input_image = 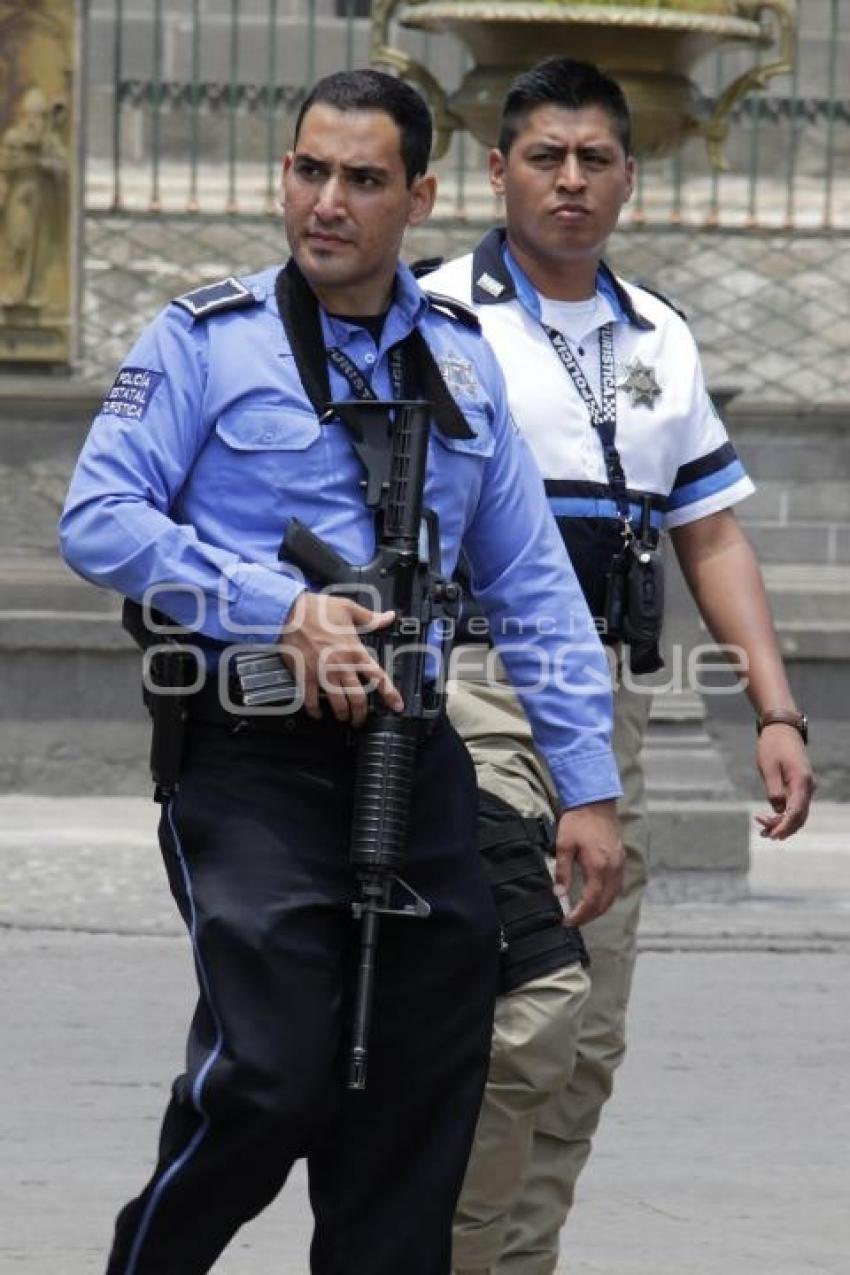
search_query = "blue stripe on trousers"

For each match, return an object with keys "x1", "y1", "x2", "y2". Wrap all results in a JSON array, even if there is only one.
[{"x1": 124, "y1": 799, "x2": 225, "y2": 1275}]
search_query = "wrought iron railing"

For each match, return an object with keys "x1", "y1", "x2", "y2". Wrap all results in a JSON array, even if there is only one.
[{"x1": 84, "y1": 0, "x2": 849, "y2": 229}]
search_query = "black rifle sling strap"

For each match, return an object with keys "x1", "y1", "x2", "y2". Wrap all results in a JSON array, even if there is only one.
[
  {"x1": 274, "y1": 260, "x2": 332, "y2": 418},
  {"x1": 274, "y1": 260, "x2": 474, "y2": 440},
  {"x1": 404, "y1": 328, "x2": 474, "y2": 440}
]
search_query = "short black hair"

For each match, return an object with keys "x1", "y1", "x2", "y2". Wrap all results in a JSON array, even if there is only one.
[
  {"x1": 294, "y1": 69, "x2": 432, "y2": 186},
  {"x1": 498, "y1": 58, "x2": 632, "y2": 157}
]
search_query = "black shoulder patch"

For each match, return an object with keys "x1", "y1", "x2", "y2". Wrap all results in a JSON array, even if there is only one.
[
  {"x1": 426, "y1": 291, "x2": 480, "y2": 331},
  {"x1": 173, "y1": 276, "x2": 259, "y2": 320},
  {"x1": 634, "y1": 281, "x2": 688, "y2": 323},
  {"x1": 410, "y1": 256, "x2": 444, "y2": 278}
]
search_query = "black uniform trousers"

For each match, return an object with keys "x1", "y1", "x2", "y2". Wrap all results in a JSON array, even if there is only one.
[{"x1": 105, "y1": 714, "x2": 499, "y2": 1275}]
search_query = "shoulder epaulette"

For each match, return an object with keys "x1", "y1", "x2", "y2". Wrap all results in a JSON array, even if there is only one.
[
  {"x1": 173, "y1": 276, "x2": 259, "y2": 320},
  {"x1": 426, "y1": 292, "x2": 480, "y2": 331},
  {"x1": 633, "y1": 281, "x2": 688, "y2": 323},
  {"x1": 411, "y1": 256, "x2": 444, "y2": 278}
]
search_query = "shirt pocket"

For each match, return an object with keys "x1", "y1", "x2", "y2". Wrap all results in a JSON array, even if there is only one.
[
  {"x1": 427, "y1": 406, "x2": 495, "y2": 542},
  {"x1": 430, "y1": 405, "x2": 496, "y2": 460},
  {"x1": 210, "y1": 407, "x2": 327, "y2": 516},
  {"x1": 215, "y1": 407, "x2": 321, "y2": 452}
]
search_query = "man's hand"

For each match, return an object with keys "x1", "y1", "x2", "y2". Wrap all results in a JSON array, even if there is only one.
[
  {"x1": 755, "y1": 725, "x2": 815, "y2": 840},
  {"x1": 671, "y1": 513, "x2": 817, "y2": 842},
  {"x1": 280, "y1": 592, "x2": 403, "y2": 726},
  {"x1": 554, "y1": 799, "x2": 624, "y2": 928}
]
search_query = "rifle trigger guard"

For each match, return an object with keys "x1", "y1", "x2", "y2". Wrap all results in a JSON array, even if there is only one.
[{"x1": 351, "y1": 873, "x2": 431, "y2": 922}]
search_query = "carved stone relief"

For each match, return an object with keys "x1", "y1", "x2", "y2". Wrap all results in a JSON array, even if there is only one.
[{"x1": 0, "y1": 1, "x2": 77, "y2": 365}]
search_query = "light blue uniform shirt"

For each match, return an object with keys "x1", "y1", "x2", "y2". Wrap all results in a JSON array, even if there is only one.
[{"x1": 60, "y1": 261, "x2": 621, "y2": 809}]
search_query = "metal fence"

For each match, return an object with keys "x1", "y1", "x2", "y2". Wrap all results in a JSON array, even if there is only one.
[{"x1": 83, "y1": 0, "x2": 850, "y2": 229}]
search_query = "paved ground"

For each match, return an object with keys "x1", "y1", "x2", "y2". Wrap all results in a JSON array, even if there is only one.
[{"x1": 1, "y1": 797, "x2": 849, "y2": 1274}]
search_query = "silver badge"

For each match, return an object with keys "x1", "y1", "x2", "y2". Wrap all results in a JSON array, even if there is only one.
[
  {"x1": 438, "y1": 354, "x2": 478, "y2": 398},
  {"x1": 617, "y1": 358, "x2": 662, "y2": 409}
]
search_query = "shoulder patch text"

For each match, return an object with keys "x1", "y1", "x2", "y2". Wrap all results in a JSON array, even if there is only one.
[{"x1": 101, "y1": 367, "x2": 163, "y2": 421}]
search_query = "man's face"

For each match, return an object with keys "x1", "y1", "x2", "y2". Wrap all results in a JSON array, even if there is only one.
[
  {"x1": 490, "y1": 104, "x2": 635, "y2": 268},
  {"x1": 282, "y1": 103, "x2": 435, "y2": 308}
]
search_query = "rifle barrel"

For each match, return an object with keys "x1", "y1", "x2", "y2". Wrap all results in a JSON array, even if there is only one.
[{"x1": 346, "y1": 883, "x2": 387, "y2": 1090}]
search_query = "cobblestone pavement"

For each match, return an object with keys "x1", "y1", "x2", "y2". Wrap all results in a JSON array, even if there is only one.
[{"x1": 1, "y1": 798, "x2": 848, "y2": 1274}]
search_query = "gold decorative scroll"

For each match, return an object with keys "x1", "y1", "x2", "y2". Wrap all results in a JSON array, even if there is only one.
[{"x1": 0, "y1": 0, "x2": 78, "y2": 366}]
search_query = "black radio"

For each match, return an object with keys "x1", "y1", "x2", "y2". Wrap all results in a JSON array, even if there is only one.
[{"x1": 603, "y1": 496, "x2": 664, "y2": 674}]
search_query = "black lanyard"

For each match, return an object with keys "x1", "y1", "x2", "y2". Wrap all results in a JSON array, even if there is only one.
[
  {"x1": 542, "y1": 321, "x2": 632, "y2": 531},
  {"x1": 327, "y1": 343, "x2": 407, "y2": 404},
  {"x1": 273, "y1": 260, "x2": 473, "y2": 440}
]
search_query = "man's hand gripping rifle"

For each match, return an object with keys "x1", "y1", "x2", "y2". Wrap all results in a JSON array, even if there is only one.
[{"x1": 235, "y1": 399, "x2": 461, "y2": 1090}]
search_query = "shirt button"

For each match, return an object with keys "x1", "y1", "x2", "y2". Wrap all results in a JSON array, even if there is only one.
[{"x1": 364, "y1": 352, "x2": 376, "y2": 365}]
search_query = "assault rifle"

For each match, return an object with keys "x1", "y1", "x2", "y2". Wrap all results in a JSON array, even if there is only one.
[{"x1": 234, "y1": 399, "x2": 461, "y2": 1089}]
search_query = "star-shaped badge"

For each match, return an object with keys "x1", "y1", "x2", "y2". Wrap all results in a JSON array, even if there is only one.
[
  {"x1": 437, "y1": 354, "x2": 478, "y2": 398},
  {"x1": 618, "y1": 358, "x2": 662, "y2": 409}
]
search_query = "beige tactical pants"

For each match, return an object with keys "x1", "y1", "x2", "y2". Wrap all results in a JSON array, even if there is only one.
[{"x1": 448, "y1": 657, "x2": 651, "y2": 1275}]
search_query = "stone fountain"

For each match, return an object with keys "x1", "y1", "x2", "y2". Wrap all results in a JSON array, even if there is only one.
[{"x1": 372, "y1": 0, "x2": 795, "y2": 166}]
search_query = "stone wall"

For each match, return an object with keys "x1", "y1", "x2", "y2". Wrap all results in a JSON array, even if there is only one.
[{"x1": 82, "y1": 217, "x2": 850, "y2": 407}]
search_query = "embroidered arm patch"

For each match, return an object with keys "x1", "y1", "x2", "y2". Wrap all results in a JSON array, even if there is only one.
[{"x1": 101, "y1": 367, "x2": 164, "y2": 421}]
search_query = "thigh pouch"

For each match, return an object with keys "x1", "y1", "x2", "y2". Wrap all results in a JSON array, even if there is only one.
[{"x1": 478, "y1": 791, "x2": 588, "y2": 995}]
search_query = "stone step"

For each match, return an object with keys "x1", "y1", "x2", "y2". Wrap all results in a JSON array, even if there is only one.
[
  {"x1": 737, "y1": 481, "x2": 850, "y2": 526},
  {"x1": 0, "y1": 552, "x2": 118, "y2": 615},
  {"x1": 0, "y1": 558, "x2": 146, "y2": 793},
  {"x1": 703, "y1": 564, "x2": 850, "y2": 661},
  {"x1": 2, "y1": 554, "x2": 847, "y2": 797},
  {"x1": 729, "y1": 408, "x2": 850, "y2": 483},
  {"x1": 3, "y1": 554, "x2": 850, "y2": 665},
  {"x1": 761, "y1": 564, "x2": 850, "y2": 624},
  {"x1": 0, "y1": 719, "x2": 149, "y2": 795},
  {"x1": 743, "y1": 523, "x2": 849, "y2": 566}
]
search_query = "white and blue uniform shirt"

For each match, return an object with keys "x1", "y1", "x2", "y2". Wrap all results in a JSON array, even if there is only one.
[
  {"x1": 424, "y1": 229, "x2": 755, "y2": 622},
  {"x1": 60, "y1": 260, "x2": 621, "y2": 809}
]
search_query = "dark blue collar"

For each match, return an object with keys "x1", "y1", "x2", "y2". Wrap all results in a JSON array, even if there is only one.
[{"x1": 470, "y1": 227, "x2": 654, "y2": 331}]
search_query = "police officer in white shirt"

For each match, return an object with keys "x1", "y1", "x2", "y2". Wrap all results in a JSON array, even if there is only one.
[{"x1": 423, "y1": 58, "x2": 815, "y2": 1275}]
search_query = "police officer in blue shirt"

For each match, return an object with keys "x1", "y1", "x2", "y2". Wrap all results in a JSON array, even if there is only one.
[{"x1": 60, "y1": 70, "x2": 624, "y2": 1275}]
